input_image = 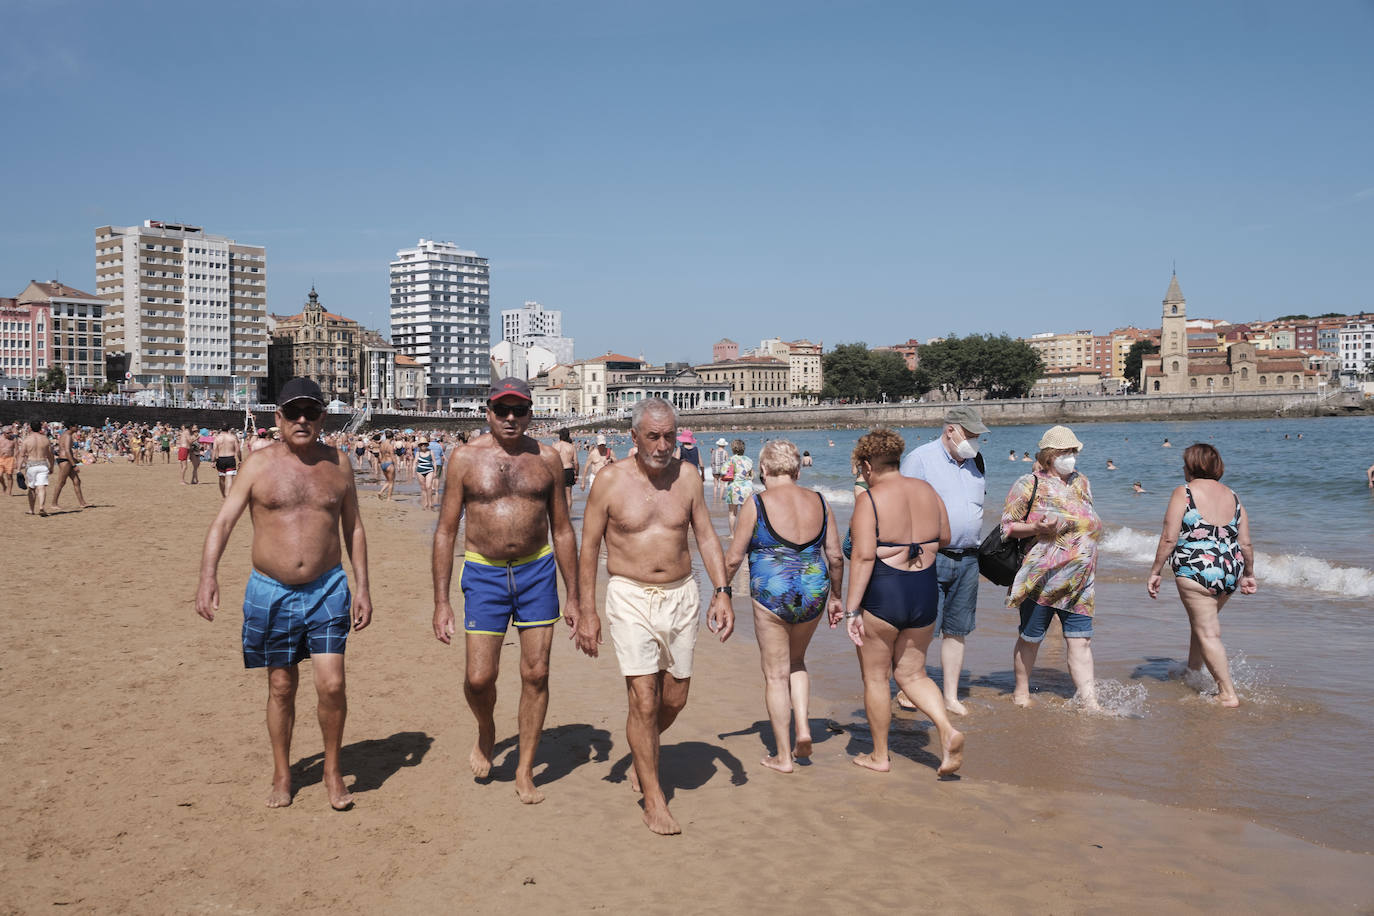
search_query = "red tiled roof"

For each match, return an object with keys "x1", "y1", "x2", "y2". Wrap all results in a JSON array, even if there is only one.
[{"x1": 23, "y1": 281, "x2": 101, "y2": 301}]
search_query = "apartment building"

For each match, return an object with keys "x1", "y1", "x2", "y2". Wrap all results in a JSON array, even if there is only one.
[
  {"x1": 15, "y1": 281, "x2": 107, "y2": 390},
  {"x1": 360, "y1": 329, "x2": 397, "y2": 410},
  {"x1": 389, "y1": 239, "x2": 490, "y2": 406},
  {"x1": 0, "y1": 298, "x2": 46, "y2": 382},
  {"x1": 94, "y1": 221, "x2": 267, "y2": 400},
  {"x1": 1024, "y1": 330, "x2": 1095, "y2": 372},
  {"x1": 1339, "y1": 322, "x2": 1374, "y2": 374}
]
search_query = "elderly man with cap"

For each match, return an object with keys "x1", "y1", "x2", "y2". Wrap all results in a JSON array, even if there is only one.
[
  {"x1": 431, "y1": 376, "x2": 581, "y2": 805},
  {"x1": 195, "y1": 377, "x2": 373, "y2": 810},
  {"x1": 899, "y1": 405, "x2": 989, "y2": 715}
]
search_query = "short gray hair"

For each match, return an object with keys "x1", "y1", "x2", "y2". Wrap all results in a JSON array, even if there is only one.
[{"x1": 631, "y1": 397, "x2": 678, "y2": 432}]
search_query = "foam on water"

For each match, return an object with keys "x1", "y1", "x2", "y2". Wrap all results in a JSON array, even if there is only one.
[
  {"x1": 812, "y1": 485, "x2": 855, "y2": 507},
  {"x1": 1099, "y1": 525, "x2": 1374, "y2": 599},
  {"x1": 1064, "y1": 679, "x2": 1149, "y2": 718},
  {"x1": 1171, "y1": 650, "x2": 1278, "y2": 706}
]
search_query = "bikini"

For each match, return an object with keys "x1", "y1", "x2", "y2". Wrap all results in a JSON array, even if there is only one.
[
  {"x1": 1170, "y1": 485, "x2": 1245, "y2": 595},
  {"x1": 858, "y1": 490, "x2": 940, "y2": 630},
  {"x1": 746, "y1": 492, "x2": 831, "y2": 624}
]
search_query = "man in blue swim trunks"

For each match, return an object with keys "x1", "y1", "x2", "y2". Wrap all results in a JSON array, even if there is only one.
[
  {"x1": 196, "y1": 377, "x2": 373, "y2": 811},
  {"x1": 432, "y1": 377, "x2": 581, "y2": 805}
]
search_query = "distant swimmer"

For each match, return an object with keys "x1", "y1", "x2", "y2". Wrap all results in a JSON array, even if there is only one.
[
  {"x1": 1367, "y1": 463, "x2": 1374, "y2": 489},
  {"x1": 1021, "y1": 451, "x2": 1032, "y2": 462},
  {"x1": 1132, "y1": 481, "x2": 1147, "y2": 494},
  {"x1": 1009, "y1": 449, "x2": 1017, "y2": 461},
  {"x1": 1162, "y1": 438, "x2": 1172, "y2": 447},
  {"x1": 1106, "y1": 459, "x2": 1118, "y2": 470},
  {"x1": 195, "y1": 378, "x2": 373, "y2": 810}
]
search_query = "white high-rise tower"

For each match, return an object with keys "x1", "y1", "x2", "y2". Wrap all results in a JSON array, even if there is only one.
[{"x1": 389, "y1": 239, "x2": 490, "y2": 405}]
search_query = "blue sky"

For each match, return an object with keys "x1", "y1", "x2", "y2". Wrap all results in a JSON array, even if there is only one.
[{"x1": 2, "y1": 0, "x2": 1371, "y2": 363}]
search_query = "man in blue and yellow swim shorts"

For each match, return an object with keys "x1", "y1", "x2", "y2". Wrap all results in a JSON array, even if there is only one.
[
  {"x1": 432, "y1": 377, "x2": 582, "y2": 805},
  {"x1": 196, "y1": 377, "x2": 373, "y2": 812}
]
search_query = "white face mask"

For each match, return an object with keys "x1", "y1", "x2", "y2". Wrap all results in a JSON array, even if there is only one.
[
  {"x1": 952, "y1": 429, "x2": 980, "y2": 460},
  {"x1": 1053, "y1": 455, "x2": 1077, "y2": 475}
]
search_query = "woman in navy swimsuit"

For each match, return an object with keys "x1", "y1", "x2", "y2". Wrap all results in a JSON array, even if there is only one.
[
  {"x1": 1147, "y1": 443, "x2": 1256, "y2": 707},
  {"x1": 724, "y1": 440, "x2": 844, "y2": 773},
  {"x1": 842, "y1": 429, "x2": 964, "y2": 778}
]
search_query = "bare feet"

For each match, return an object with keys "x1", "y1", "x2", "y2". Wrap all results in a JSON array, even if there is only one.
[
  {"x1": 642, "y1": 803, "x2": 682, "y2": 835},
  {"x1": 945, "y1": 697, "x2": 968, "y2": 716},
  {"x1": 1012, "y1": 693, "x2": 1035, "y2": 708},
  {"x1": 851, "y1": 752, "x2": 890, "y2": 772},
  {"x1": 515, "y1": 772, "x2": 545, "y2": 804},
  {"x1": 469, "y1": 739, "x2": 494, "y2": 779},
  {"x1": 895, "y1": 691, "x2": 917, "y2": 710},
  {"x1": 266, "y1": 776, "x2": 292, "y2": 808},
  {"x1": 324, "y1": 773, "x2": 354, "y2": 810},
  {"x1": 1218, "y1": 694, "x2": 1241, "y2": 708},
  {"x1": 937, "y1": 729, "x2": 965, "y2": 777},
  {"x1": 760, "y1": 755, "x2": 794, "y2": 774},
  {"x1": 794, "y1": 736, "x2": 813, "y2": 759}
]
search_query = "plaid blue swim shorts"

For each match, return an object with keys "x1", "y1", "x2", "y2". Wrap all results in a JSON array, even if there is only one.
[{"x1": 242, "y1": 564, "x2": 351, "y2": 668}]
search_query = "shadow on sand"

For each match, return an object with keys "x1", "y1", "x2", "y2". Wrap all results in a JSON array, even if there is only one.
[
  {"x1": 292, "y1": 730, "x2": 434, "y2": 795},
  {"x1": 482, "y1": 723, "x2": 615, "y2": 787},
  {"x1": 606, "y1": 741, "x2": 747, "y2": 801},
  {"x1": 717, "y1": 717, "x2": 841, "y2": 764}
]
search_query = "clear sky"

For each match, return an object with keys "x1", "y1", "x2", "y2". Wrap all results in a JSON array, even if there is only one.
[{"x1": 2, "y1": 0, "x2": 1371, "y2": 363}]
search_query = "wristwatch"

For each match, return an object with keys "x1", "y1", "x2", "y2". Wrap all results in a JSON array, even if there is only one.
[{"x1": 714, "y1": 586, "x2": 732, "y2": 597}]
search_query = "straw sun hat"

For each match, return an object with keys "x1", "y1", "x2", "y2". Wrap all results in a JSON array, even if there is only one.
[{"x1": 1038, "y1": 425, "x2": 1084, "y2": 450}]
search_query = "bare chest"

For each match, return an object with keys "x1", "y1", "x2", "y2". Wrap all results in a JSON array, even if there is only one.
[
  {"x1": 610, "y1": 485, "x2": 691, "y2": 536},
  {"x1": 255, "y1": 466, "x2": 345, "y2": 514},
  {"x1": 465, "y1": 454, "x2": 553, "y2": 504}
]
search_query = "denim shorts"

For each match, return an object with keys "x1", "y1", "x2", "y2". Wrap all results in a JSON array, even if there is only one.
[
  {"x1": 1017, "y1": 597, "x2": 1093, "y2": 643},
  {"x1": 934, "y1": 551, "x2": 979, "y2": 638}
]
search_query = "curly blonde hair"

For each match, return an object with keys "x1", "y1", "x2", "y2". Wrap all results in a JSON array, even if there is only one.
[{"x1": 852, "y1": 428, "x2": 905, "y2": 471}]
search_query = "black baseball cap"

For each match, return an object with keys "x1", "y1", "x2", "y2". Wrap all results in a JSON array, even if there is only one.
[
  {"x1": 487, "y1": 377, "x2": 532, "y2": 402},
  {"x1": 278, "y1": 377, "x2": 326, "y2": 406}
]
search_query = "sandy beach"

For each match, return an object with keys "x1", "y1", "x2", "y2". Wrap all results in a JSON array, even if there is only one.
[{"x1": 2, "y1": 460, "x2": 1372, "y2": 914}]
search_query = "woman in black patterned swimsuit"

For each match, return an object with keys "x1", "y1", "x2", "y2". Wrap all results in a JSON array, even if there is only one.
[{"x1": 1146, "y1": 444, "x2": 1256, "y2": 707}]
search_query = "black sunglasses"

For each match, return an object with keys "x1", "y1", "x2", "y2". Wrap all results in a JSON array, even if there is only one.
[
  {"x1": 488, "y1": 401, "x2": 531, "y2": 418},
  {"x1": 281, "y1": 402, "x2": 324, "y2": 422}
]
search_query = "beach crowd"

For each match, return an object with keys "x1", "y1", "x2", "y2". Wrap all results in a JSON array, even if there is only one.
[{"x1": 6, "y1": 376, "x2": 1261, "y2": 836}]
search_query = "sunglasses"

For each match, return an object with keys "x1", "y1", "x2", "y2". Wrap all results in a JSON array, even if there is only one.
[
  {"x1": 488, "y1": 402, "x2": 531, "y2": 418},
  {"x1": 281, "y1": 402, "x2": 324, "y2": 422}
]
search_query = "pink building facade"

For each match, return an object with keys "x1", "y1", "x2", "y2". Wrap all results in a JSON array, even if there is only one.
[{"x1": 0, "y1": 298, "x2": 49, "y2": 381}]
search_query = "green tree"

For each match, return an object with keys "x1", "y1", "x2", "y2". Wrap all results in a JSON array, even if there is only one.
[
  {"x1": 37, "y1": 366, "x2": 66, "y2": 393},
  {"x1": 1123, "y1": 340, "x2": 1159, "y2": 390},
  {"x1": 822, "y1": 343, "x2": 917, "y2": 401},
  {"x1": 916, "y1": 334, "x2": 1043, "y2": 399}
]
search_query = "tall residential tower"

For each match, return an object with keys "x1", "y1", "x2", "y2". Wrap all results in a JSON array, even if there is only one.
[
  {"x1": 389, "y1": 239, "x2": 489, "y2": 405},
  {"x1": 95, "y1": 220, "x2": 268, "y2": 399}
]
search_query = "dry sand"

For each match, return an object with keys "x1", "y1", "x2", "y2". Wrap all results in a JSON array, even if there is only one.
[{"x1": 1, "y1": 461, "x2": 1371, "y2": 914}]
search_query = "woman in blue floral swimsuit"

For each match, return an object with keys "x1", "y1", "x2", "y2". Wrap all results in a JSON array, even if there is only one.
[{"x1": 1147, "y1": 443, "x2": 1257, "y2": 707}]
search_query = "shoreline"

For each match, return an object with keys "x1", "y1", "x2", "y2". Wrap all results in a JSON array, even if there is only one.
[{"x1": 2, "y1": 461, "x2": 1370, "y2": 912}]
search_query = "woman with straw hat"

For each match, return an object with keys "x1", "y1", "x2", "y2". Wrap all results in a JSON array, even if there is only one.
[{"x1": 998, "y1": 425, "x2": 1102, "y2": 710}]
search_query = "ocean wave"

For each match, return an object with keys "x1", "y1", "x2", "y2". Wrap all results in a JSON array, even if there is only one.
[
  {"x1": 813, "y1": 485, "x2": 856, "y2": 506},
  {"x1": 1099, "y1": 526, "x2": 1374, "y2": 598}
]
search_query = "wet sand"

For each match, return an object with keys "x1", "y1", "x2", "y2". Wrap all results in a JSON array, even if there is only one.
[{"x1": 1, "y1": 461, "x2": 1371, "y2": 913}]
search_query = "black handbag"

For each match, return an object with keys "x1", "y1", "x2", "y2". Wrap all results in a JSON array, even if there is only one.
[{"x1": 978, "y1": 476, "x2": 1038, "y2": 587}]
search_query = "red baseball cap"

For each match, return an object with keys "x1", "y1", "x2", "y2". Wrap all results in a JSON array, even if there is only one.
[{"x1": 487, "y1": 377, "x2": 532, "y2": 402}]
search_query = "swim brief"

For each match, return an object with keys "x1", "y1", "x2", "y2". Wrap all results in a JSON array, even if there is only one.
[
  {"x1": 241, "y1": 564, "x2": 351, "y2": 668},
  {"x1": 0, "y1": 455, "x2": 14, "y2": 474},
  {"x1": 24, "y1": 463, "x2": 49, "y2": 488},
  {"x1": 563, "y1": 467, "x2": 575, "y2": 488},
  {"x1": 460, "y1": 545, "x2": 560, "y2": 635},
  {"x1": 215, "y1": 456, "x2": 237, "y2": 476},
  {"x1": 604, "y1": 574, "x2": 700, "y2": 679}
]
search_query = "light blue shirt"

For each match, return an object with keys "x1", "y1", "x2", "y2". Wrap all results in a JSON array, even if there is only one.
[{"x1": 899, "y1": 438, "x2": 985, "y2": 549}]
